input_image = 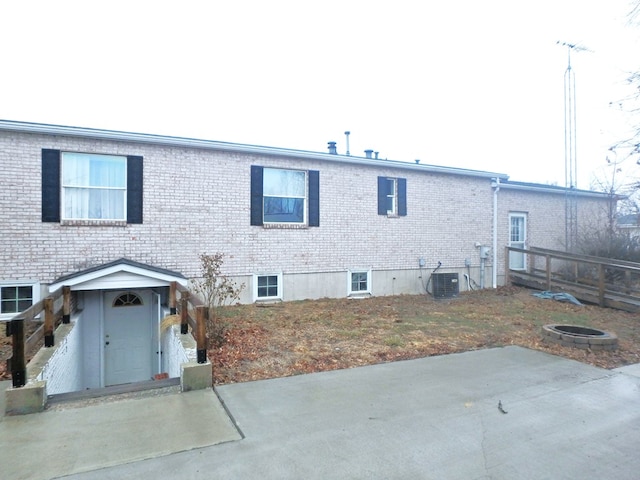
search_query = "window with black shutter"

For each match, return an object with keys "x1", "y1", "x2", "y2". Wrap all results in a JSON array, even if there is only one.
[
  {"x1": 41, "y1": 149, "x2": 143, "y2": 224},
  {"x1": 377, "y1": 176, "x2": 407, "y2": 216},
  {"x1": 251, "y1": 165, "x2": 319, "y2": 227}
]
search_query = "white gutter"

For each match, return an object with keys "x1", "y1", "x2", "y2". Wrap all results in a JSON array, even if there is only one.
[
  {"x1": 492, "y1": 177, "x2": 500, "y2": 289},
  {"x1": 0, "y1": 119, "x2": 509, "y2": 181}
]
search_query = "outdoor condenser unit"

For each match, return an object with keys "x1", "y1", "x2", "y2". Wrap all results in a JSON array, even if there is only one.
[{"x1": 431, "y1": 273, "x2": 459, "y2": 298}]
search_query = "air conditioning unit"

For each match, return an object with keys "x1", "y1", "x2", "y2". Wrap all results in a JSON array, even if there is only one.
[{"x1": 431, "y1": 273, "x2": 459, "y2": 298}]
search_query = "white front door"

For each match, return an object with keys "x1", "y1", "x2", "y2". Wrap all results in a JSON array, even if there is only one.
[
  {"x1": 509, "y1": 213, "x2": 527, "y2": 270},
  {"x1": 104, "y1": 290, "x2": 153, "y2": 386}
]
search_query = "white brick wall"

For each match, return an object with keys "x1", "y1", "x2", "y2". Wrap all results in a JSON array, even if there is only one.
[
  {"x1": 162, "y1": 324, "x2": 197, "y2": 378},
  {"x1": 0, "y1": 129, "x2": 612, "y2": 301},
  {"x1": 36, "y1": 319, "x2": 84, "y2": 395}
]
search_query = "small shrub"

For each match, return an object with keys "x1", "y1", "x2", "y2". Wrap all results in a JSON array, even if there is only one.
[{"x1": 191, "y1": 253, "x2": 245, "y2": 348}]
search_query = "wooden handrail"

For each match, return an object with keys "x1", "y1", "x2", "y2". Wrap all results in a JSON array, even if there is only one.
[
  {"x1": 506, "y1": 246, "x2": 640, "y2": 310},
  {"x1": 171, "y1": 282, "x2": 208, "y2": 362}
]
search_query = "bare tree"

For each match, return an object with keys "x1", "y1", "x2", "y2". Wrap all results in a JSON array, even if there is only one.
[{"x1": 191, "y1": 253, "x2": 245, "y2": 347}]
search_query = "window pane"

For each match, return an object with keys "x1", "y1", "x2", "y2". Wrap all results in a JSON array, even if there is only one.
[
  {"x1": 385, "y1": 178, "x2": 396, "y2": 195},
  {"x1": 264, "y1": 197, "x2": 304, "y2": 223},
  {"x1": 1, "y1": 286, "x2": 15, "y2": 301},
  {"x1": 62, "y1": 153, "x2": 126, "y2": 188},
  {"x1": 263, "y1": 168, "x2": 305, "y2": 196}
]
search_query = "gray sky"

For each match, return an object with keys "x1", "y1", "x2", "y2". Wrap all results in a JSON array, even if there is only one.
[{"x1": 2, "y1": 0, "x2": 638, "y2": 188}]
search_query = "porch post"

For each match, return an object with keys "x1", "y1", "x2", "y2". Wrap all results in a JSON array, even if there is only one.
[
  {"x1": 44, "y1": 297, "x2": 55, "y2": 347},
  {"x1": 504, "y1": 246, "x2": 511, "y2": 287},
  {"x1": 6, "y1": 319, "x2": 26, "y2": 388},
  {"x1": 195, "y1": 306, "x2": 208, "y2": 364},
  {"x1": 169, "y1": 281, "x2": 177, "y2": 315},
  {"x1": 62, "y1": 286, "x2": 71, "y2": 324},
  {"x1": 180, "y1": 291, "x2": 189, "y2": 335}
]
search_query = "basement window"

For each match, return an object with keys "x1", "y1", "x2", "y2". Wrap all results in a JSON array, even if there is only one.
[
  {"x1": 254, "y1": 273, "x2": 282, "y2": 302},
  {"x1": 0, "y1": 282, "x2": 40, "y2": 319},
  {"x1": 348, "y1": 270, "x2": 371, "y2": 296}
]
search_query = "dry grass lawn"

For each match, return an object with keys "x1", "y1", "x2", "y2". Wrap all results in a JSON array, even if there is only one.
[{"x1": 211, "y1": 286, "x2": 640, "y2": 385}]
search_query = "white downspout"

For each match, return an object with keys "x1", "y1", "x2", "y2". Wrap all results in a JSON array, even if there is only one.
[{"x1": 492, "y1": 178, "x2": 500, "y2": 288}]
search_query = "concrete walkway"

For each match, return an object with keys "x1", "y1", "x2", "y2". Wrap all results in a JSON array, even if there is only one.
[
  {"x1": 3, "y1": 346, "x2": 640, "y2": 479},
  {"x1": 0, "y1": 387, "x2": 241, "y2": 480}
]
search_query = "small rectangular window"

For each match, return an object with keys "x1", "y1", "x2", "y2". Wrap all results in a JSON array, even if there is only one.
[
  {"x1": 385, "y1": 179, "x2": 396, "y2": 215},
  {"x1": 254, "y1": 273, "x2": 283, "y2": 301},
  {"x1": 378, "y1": 176, "x2": 407, "y2": 216},
  {"x1": 0, "y1": 283, "x2": 39, "y2": 319},
  {"x1": 348, "y1": 269, "x2": 371, "y2": 296}
]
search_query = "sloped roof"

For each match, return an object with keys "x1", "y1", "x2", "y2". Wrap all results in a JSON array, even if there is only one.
[
  {"x1": 49, "y1": 258, "x2": 187, "y2": 293},
  {"x1": 500, "y1": 180, "x2": 622, "y2": 199},
  {"x1": 0, "y1": 119, "x2": 509, "y2": 180}
]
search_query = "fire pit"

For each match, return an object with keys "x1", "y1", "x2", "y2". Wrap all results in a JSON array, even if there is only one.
[{"x1": 541, "y1": 324, "x2": 618, "y2": 351}]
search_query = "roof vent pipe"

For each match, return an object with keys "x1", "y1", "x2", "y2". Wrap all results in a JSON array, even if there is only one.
[
  {"x1": 374, "y1": 152, "x2": 379, "y2": 159},
  {"x1": 327, "y1": 141, "x2": 337, "y2": 154},
  {"x1": 345, "y1": 131, "x2": 351, "y2": 156},
  {"x1": 364, "y1": 149, "x2": 373, "y2": 158}
]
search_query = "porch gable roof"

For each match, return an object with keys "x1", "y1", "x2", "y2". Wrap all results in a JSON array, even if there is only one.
[{"x1": 49, "y1": 258, "x2": 188, "y2": 293}]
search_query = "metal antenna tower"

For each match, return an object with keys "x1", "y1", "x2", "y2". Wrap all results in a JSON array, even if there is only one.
[{"x1": 557, "y1": 41, "x2": 590, "y2": 252}]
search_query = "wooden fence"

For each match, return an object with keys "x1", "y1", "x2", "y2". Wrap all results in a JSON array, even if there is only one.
[
  {"x1": 505, "y1": 246, "x2": 640, "y2": 312},
  {"x1": 6, "y1": 282, "x2": 207, "y2": 388}
]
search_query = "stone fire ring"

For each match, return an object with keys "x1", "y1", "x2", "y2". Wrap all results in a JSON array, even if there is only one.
[{"x1": 541, "y1": 324, "x2": 618, "y2": 351}]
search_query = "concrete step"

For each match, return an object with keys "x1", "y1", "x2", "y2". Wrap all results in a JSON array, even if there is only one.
[{"x1": 47, "y1": 377, "x2": 181, "y2": 410}]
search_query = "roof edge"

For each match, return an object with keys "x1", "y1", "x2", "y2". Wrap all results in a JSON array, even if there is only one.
[
  {"x1": 0, "y1": 119, "x2": 509, "y2": 180},
  {"x1": 500, "y1": 180, "x2": 624, "y2": 199}
]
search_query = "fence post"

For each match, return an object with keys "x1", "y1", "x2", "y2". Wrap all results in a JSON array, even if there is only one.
[
  {"x1": 169, "y1": 281, "x2": 177, "y2": 315},
  {"x1": 504, "y1": 247, "x2": 511, "y2": 286},
  {"x1": 180, "y1": 291, "x2": 190, "y2": 335},
  {"x1": 62, "y1": 286, "x2": 71, "y2": 324},
  {"x1": 546, "y1": 255, "x2": 552, "y2": 290},
  {"x1": 598, "y1": 263, "x2": 605, "y2": 306},
  {"x1": 195, "y1": 306, "x2": 208, "y2": 364},
  {"x1": 44, "y1": 297, "x2": 55, "y2": 347},
  {"x1": 6, "y1": 319, "x2": 26, "y2": 388}
]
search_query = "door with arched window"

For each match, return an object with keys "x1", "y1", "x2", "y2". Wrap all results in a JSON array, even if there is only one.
[{"x1": 104, "y1": 290, "x2": 153, "y2": 386}]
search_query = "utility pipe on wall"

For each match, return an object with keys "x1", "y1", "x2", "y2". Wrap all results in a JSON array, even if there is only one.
[{"x1": 492, "y1": 177, "x2": 500, "y2": 288}]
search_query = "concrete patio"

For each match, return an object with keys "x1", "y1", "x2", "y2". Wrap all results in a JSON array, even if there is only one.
[{"x1": 2, "y1": 346, "x2": 640, "y2": 479}]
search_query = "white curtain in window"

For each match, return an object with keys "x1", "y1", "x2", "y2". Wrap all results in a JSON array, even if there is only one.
[{"x1": 62, "y1": 153, "x2": 126, "y2": 220}]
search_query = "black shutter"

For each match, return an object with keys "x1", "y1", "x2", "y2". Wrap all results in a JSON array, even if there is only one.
[
  {"x1": 398, "y1": 178, "x2": 407, "y2": 216},
  {"x1": 42, "y1": 149, "x2": 61, "y2": 222},
  {"x1": 250, "y1": 165, "x2": 264, "y2": 226},
  {"x1": 308, "y1": 170, "x2": 319, "y2": 227},
  {"x1": 127, "y1": 156, "x2": 143, "y2": 224},
  {"x1": 377, "y1": 176, "x2": 388, "y2": 215}
]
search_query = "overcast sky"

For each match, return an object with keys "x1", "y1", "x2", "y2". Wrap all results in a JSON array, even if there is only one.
[{"x1": 2, "y1": 1, "x2": 638, "y2": 188}]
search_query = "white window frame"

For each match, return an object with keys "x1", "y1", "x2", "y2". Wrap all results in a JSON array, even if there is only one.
[
  {"x1": 253, "y1": 273, "x2": 283, "y2": 302},
  {"x1": 508, "y1": 212, "x2": 527, "y2": 271},
  {"x1": 348, "y1": 269, "x2": 372, "y2": 296},
  {"x1": 263, "y1": 168, "x2": 307, "y2": 225},
  {"x1": 386, "y1": 178, "x2": 397, "y2": 215},
  {"x1": 61, "y1": 152, "x2": 128, "y2": 221},
  {"x1": 0, "y1": 281, "x2": 41, "y2": 320}
]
